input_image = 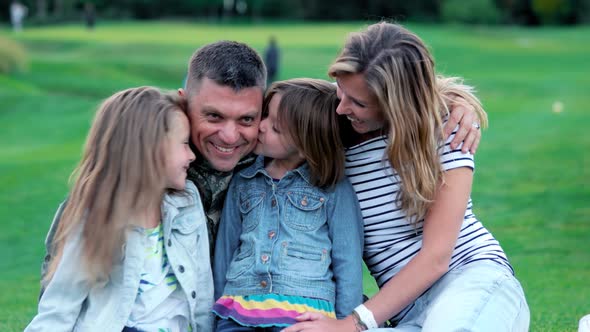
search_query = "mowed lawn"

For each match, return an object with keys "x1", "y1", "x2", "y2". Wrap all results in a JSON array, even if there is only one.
[{"x1": 1, "y1": 22, "x2": 588, "y2": 331}]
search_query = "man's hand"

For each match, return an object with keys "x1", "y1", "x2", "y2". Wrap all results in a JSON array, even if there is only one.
[{"x1": 444, "y1": 98, "x2": 481, "y2": 154}]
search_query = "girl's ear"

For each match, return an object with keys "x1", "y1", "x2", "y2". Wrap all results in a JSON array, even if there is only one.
[{"x1": 178, "y1": 88, "x2": 185, "y2": 97}]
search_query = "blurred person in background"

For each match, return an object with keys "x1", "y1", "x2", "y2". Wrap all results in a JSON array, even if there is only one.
[
  {"x1": 10, "y1": 0, "x2": 28, "y2": 32},
  {"x1": 264, "y1": 36, "x2": 280, "y2": 85}
]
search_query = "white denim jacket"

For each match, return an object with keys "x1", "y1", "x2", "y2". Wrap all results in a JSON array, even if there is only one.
[{"x1": 25, "y1": 181, "x2": 214, "y2": 332}]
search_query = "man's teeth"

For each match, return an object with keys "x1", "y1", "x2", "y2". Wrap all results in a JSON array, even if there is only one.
[{"x1": 214, "y1": 144, "x2": 235, "y2": 153}]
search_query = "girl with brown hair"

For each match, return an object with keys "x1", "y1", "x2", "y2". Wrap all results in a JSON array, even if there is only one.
[{"x1": 212, "y1": 78, "x2": 364, "y2": 331}]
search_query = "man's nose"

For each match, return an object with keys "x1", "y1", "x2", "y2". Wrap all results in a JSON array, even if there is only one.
[{"x1": 218, "y1": 122, "x2": 240, "y2": 144}]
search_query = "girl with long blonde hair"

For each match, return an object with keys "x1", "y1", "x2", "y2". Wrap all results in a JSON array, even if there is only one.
[
  {"x1": 26, "y1": 87, "x2": 214, "y2": 332},
  {"x1": 285, "y1": 22, "x2": 529, "y2": 332}
]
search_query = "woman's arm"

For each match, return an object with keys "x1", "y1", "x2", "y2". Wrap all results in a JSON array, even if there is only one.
[
  {"x1": 283, "y1": 167, "x2": 473, "y2": 332},
  {"x1": 362, "y1": 167, "x2": 472, "y2": 324}
]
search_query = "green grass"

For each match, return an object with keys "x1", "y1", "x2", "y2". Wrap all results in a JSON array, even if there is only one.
[{"x1": 1, "y1": 21, "x2": 589, "y2": 331}]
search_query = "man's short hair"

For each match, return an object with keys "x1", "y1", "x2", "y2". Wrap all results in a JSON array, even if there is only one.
[{"x1": 186, "y1": 41, "x2": 267, "y2": 98}]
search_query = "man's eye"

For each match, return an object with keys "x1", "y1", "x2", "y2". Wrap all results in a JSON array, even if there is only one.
[{"x1": 242, "y1": 117, "x2": 254, "y2": 124}]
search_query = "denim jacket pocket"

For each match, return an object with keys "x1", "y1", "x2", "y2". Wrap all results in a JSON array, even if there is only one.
[
  {"x1": 226, "y1": 244, "x2": 255, "y2": 280},
  {"x1": 239, "y1": 191, "x2": 265, "y2": 232},
  {"x1": 171, "y1": 216, "x2": 200, "y2": 254},
  {"x1": 284, "y1": 191, "x2": 326, "y2": 231},
  {"x1": 280, "y1": 241, "x2": 329, "y2": 279}
]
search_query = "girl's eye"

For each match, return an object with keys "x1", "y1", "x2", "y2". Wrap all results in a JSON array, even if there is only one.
[{"x1": 272, "y1": 126, "x2": 280, "y2": 133}]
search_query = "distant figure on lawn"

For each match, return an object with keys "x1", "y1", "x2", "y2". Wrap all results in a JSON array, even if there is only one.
[
  {"x1": 264, "y1": 36, "x2": 280, "y2": 85},
  {"x1": 10, "y1": 1, "x2": 28, "y2": 32},
  {"x1": 84, "y1": 2, "x2": 96, "y2": 30}
]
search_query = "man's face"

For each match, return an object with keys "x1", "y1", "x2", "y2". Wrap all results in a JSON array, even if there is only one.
[{"x1": 186, "y1": 78, "x2": 263, "y2": 172}]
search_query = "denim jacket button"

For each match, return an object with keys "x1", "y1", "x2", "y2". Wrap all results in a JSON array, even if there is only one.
[
  {"x1": 179, "y1": 265, "x2": 185, "y2": 273},
  {"x1": 191, "y1": 290, "x2": 196, "y2": 299},
  {"x1": 167, "y1": 239, "x2": 172, "y2": 247},
  {"x1": 261, "y1": 254, "x2": 269, "y2": 263},
  {"x1": 271, "y1": 199, "x2": 277, "y2": 207},
  {"x1": 268, "y1": 230, "x2": 276, "y2": 239},
  {"x1": 301, "y1": 197, "x2": 308, "y2": 206},
  {"x1": 260, "y1": 280, "x2": 267, "y2": 287}
]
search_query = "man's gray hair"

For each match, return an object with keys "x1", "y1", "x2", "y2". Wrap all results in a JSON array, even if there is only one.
[{"x1": 186, "y1": 40, "x2": 266, "y2": 97}]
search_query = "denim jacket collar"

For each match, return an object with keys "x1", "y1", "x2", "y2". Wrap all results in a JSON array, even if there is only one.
[
  {"x1": 239, "y1": 155, "x2": 313, "y2": 185},
  {"x1": 160, "y1": 182, "x2": 199, "y2": 234}
]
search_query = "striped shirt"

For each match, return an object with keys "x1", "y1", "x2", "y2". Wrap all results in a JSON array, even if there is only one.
[{"x1": 344, "y1": 130, "x2": 512, "y2": 320}]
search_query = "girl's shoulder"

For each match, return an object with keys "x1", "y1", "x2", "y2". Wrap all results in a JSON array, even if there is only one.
[{"x1": 164, "y1": 180, "x2": 202, "y2": 211}]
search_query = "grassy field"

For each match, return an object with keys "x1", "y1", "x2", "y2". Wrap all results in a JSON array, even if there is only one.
[{"x1": 1, "y1": 21, "x2": 588, "y2": 331}]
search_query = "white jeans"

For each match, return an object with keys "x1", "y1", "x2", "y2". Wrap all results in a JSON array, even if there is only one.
[{"x1": 368, "y1": 260, "x2": 530, "y2": 332}]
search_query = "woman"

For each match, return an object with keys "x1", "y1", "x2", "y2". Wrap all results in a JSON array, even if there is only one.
[{"x1": 284, "y1": 22, "x2": 529, "y2": 332}]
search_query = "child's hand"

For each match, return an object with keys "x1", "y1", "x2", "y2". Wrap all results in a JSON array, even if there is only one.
[{"x1": 282, "y1": 313, "x2": 355, "y2": 332}]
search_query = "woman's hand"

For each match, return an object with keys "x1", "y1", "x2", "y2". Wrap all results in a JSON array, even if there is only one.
[
  {"x1": 282, "y1": 313, "x2": 356, "y2": 332},
  {"x1": 444, "y1": 98, "x2": 481, "y2": 154}
]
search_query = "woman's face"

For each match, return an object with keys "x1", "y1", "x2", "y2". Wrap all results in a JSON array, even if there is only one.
[{"x1": 336, "y1": 73, "x2": 385, "y2": 135}]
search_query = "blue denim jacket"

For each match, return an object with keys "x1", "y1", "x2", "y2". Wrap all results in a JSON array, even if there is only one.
[
  {"x1": 214, "y1": 156, "x2": 364, "y2": 318},
  {"x1": 25, "y1": 181, "x2": 214, "y2": 332}
]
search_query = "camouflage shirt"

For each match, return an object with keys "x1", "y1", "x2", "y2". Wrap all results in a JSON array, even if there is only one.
[{"x1": 187, "y1": 151, "x2": 256, "y2": 257}]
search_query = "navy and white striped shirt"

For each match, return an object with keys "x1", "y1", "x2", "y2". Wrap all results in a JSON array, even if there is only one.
[{"x1": 345, "y1": 130, "x2": 512, "y2": 320}]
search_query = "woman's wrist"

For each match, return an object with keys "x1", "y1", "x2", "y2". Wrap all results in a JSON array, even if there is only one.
[{"x1": 353, "y1": 304, "x2": 379, "y2": 330}]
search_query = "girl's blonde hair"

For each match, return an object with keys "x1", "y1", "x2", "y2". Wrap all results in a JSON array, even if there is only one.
[
  {"x1": 45, "y1": 86, "x2": 189, "y2": 284},
  {"x1": 329, "y1": 22, "x2": 487, "y2": 223},
  {"x1": 263, "y1": 78, "x2": 344, "y2": 188}
]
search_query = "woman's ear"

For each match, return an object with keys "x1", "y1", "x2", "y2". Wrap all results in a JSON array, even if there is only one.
[{"x1": 178, "y1": 88, "x2": 185, "y2": 97}]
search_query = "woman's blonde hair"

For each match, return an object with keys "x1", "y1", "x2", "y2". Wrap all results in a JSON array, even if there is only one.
[
  {"x1": 329, "y1": 22, "x2": 487, "y2": 223},
  {"x1": 263, "y1": 78, "x2": 344, "y2": 188},
  {"x1": 45, "y1": 86, "x2": 189, "y2": 284}
]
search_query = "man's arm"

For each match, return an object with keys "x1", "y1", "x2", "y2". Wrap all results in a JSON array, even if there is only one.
[{"x1": 438, "y1": 76, "x2": 488, "y2": 154}]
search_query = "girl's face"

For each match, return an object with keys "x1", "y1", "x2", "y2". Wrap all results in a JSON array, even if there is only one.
[
  {"x1": 164, "y1": 112, "x2": 196, "y2": 191},
  {"x1": 255, "y1": 94, "x2": 303, "y2": 166},
  {"x1": 336, "y1": 73, "x2": 385, "y2": 135}
]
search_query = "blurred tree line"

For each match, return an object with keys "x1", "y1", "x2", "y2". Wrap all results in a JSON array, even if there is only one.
[{"x1": 1, "y1": 0, "x2": 589, "y2": 25}]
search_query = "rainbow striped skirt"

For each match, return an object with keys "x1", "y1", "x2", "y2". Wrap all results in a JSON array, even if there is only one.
[{"x1": 212, "y1": 293, "x2": 336, "y2": 327}]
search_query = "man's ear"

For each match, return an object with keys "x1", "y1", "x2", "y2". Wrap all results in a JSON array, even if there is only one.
[{"x1": 178, "y1": 88, "x2": 185, "y2": 97}]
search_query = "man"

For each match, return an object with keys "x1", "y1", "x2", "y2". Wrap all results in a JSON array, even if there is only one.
[
  {"x1": 40, "y1": 40, "x2": 482, "y2": 292},
  {"x1": 179, "y1": 41, "x2": 266, "y2": 252}
]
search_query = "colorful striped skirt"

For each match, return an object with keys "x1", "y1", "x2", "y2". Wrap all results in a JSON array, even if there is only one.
[{"x1": 213, "y1": 293, "x2": 336, "y2": 327}]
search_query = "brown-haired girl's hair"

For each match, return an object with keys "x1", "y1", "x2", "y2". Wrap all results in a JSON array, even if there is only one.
[
  {"x1": 329, "y1": 22, "x2": 487, "y2": 223},
  {"x1": 263, "y1": 78, "x2": 344, "y2": 188},
  {"x1": 45, "y1": 87, "x2": 189, "y2": 284}
]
